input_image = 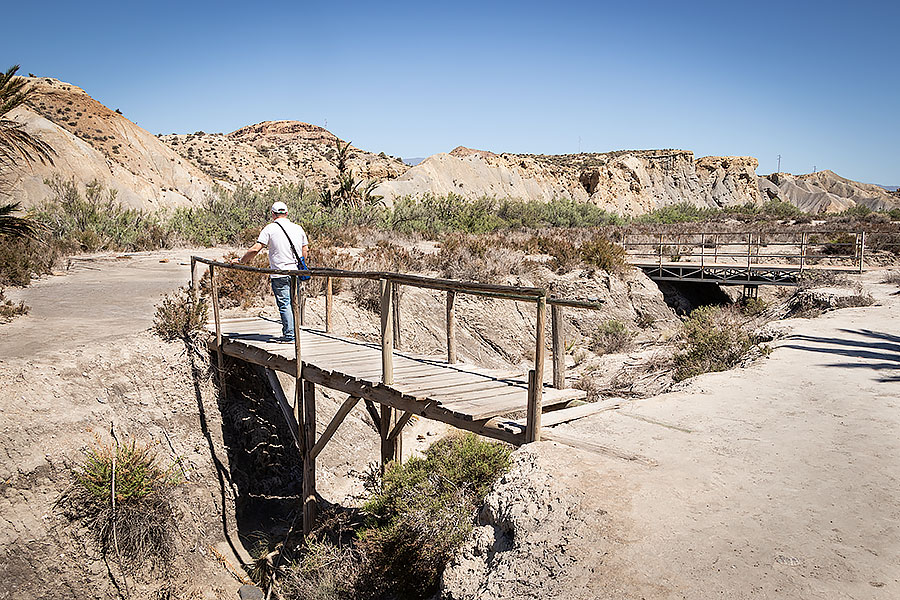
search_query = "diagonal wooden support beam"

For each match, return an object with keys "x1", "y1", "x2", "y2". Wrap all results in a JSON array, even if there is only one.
[
  {"x1": 263, "y1": 368, "x2": 301, "y2": 451},
  {"x1": 310, "y1": 395, "x2": 360, "y2": 459},
  {"x1": 387, "y1": 410, "x2": 415, "y2": 442},
  {"x1": 363, "y1": 398, "x2": 382, "y2": 434}
]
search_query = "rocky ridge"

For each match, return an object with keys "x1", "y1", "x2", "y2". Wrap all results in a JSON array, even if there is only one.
[
  {"x1": 160, "y1": 121, "x2": 407, "y2": 191},
  {"x1": 372, "y1": 147, "x2": 764, "y2": 215}
]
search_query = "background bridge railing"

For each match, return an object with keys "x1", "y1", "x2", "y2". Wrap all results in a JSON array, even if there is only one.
[
  {"x1": 622, "y1": 230, "x2": 870, "y2": 273},
  {"x1": 190, "y1": 257, "x2": 603, "y2": 444}
]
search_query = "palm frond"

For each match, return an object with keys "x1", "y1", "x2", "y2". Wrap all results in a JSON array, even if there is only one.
[
  {"x1": 0, "y1": 65, "x2": 55, "y2": 167},
  {"x1": 0, "y1": 119, "x2": 55, "y2": 166},
  {"x1": 0, "y1": 202, "x2": 44, "y2": 239}
]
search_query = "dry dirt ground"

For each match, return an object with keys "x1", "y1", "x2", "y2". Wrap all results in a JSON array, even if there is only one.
[
  {"x1": 2, "y1": 251, "x2": 898, "y2": 599},
  {"x1": 446, "y1": 270, "x2": 898, "y2": 599}
]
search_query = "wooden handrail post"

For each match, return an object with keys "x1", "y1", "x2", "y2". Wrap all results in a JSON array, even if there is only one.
[
  {"x1": 551, "y1": 303, "x2": 565, "y2": 389},
  {"x1": 380, "y1": 278, "x2": 394, "y2": 385},
  {"x1": 392, "y1": 282, "x2": 401, "y2": 350},
  {"x1": 291, "y1": 275, "x2": 303, "y2": 427},
  {"x1": 299, "y1": 284, "x2": 307, "y2": 327},
  {"x1": 446, "y1": 290, "x2": 457, "y2": 364},
  {"x1": 210, "y1": 265, "x2": 226, "y2": 396},
  {"x1": 302, "y1": 379, "x2": 318, "y2": 535},
  {"x1": 190, "y1": 256, "x2": 199, "y2": 304},
  {"x1": 526, "y1": 296, "x2": 547, "y2": 443},
  {"x1": 799, "y1": 232, "x2": 807, "y2": 273},
  {"x1": 713, "y1": 233, "x2": 719, "y2": 263},
  {"x1": 325, "y1": 276, "x2": 333, "y2": 333},
  {"x1": 859, "y1": 231, "x2": 866, "y2": 273}
]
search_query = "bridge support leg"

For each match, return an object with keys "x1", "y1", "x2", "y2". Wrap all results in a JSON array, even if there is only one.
[
  {"x1": 742, "y1": 285, "x2": 758, "y2": 300},
  {"x1": 302, "y1": 380, "x2": 318, "y2": 535},
  {"x1": 379, "y1": 406, "x2": 402, "y2": 473}
]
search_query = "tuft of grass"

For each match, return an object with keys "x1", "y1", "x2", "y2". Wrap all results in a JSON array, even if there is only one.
[
  {"x1": 152, "y1": 286, "x2": 208, "y2": 340},
  {"x1": 69, "y1": 437, "x2": 182, "y2": 568},
  {"x1": 673, "y1": 305, "x2": 756, "y2": 382}
]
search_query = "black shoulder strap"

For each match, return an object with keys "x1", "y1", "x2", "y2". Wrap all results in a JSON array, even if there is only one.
[{"x1": 273, "y1": 220, "x2": 302, "y2": 267}]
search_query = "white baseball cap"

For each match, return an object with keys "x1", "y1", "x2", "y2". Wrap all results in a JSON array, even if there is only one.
[{"x1": 271, "y1": 201, "x2": 288, "y2": 214}]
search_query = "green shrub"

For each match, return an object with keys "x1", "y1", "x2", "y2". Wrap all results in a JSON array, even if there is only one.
[
  {"x1": 69, "y1": 437, "x2": 182, "y2": 568},
  {"x1": 358, "y1": 433, "x2": 511, "y2": 599},
  {"x1": 673, "y1": 305, "x2": 756, "y2": 381},
  {"x1": 152, "y1": 286, "x2": 208, "y2": 340},
  {"x1": 281, "y1": 434, "x2": 511, "y2": 600},
  {"x1": 591, "y1": 319, "x2": 633, "y2": 354},
  {"x1": 739, "y1": 297, "x2": 768, "y2": 316}
]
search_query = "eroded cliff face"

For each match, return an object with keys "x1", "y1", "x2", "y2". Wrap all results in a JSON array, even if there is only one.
[{"x1": 372, "y1": 147, "x2": 764, "y2": 215}]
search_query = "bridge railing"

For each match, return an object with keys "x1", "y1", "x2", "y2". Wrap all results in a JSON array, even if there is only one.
[
  {"x1": 622, "y1": 231, "x2": 869, "y2": 273},
  {"x1": 190, "y1": 257, "x2": 603, "y2": 443}
]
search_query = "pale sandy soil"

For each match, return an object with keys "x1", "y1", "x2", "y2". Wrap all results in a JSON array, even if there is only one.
[{"x1": 537, "y1": 270, "x2": 900, "y2": 598}]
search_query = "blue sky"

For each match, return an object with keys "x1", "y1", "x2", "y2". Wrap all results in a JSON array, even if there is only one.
[{"x1": 3, "y1": 0, "x2": 898, "y2": 184}]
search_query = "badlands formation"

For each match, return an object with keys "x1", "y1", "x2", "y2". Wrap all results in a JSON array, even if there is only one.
[{"x1": 3, "y1": 76, "x2": 897, "y2": 215}]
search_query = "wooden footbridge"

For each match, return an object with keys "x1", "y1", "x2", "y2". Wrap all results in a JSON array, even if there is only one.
[
  {"x1": 191, "y1": 257, "x2": 605, "y2": 534},
  {"x1": 623, "y1": 230, "x2": 868, "y2": 290}
]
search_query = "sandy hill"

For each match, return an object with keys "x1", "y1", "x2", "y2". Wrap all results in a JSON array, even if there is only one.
[
  {"x1": 8, "y1": 77, "x2": 214, "y2": 210},
  {"x1": 372, "y1": 147, "x2": 763, "y2": 215},
  {"x1": 160, "y1": 121, "x2": 408, "y2": 191},
  {"x1": 760, "y1": 170, "x2": 899, "y2": 213}
]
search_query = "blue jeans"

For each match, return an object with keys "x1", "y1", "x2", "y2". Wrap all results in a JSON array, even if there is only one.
[{"x1": 270, "y1": 276, "x2": 294, "y2": 340}]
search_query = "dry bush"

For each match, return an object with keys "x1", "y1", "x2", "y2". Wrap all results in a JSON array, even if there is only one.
[
  {"x1": 152, "y1": 286, "x2": 208, "y2": 340},
  {"x1": 881, "y1": 271, "x2": 900, "y2": 285},
  {"x1": 0, "y1": 235, "x2": 59, "y2": 286},
  {"x1": 426, "y1": 233, "x2": 523, "y2": 282},
  {"x1": 350, "y1": 242, "x2": 423, "y2": 311},
  {"x1": 279, "y1": 540, "x2": 361, "y2": 600},
  {"x1": 590, "y1": 320, "x2": 634, "y2": 354},
  {"x1": 0, "y1": 289, "x2": 28, "y2": 322},
  {"x1": 580, "y1": 237, "x2": 628, "y2": 275},
  {"x1": 673, "y1": 305, "x2": 757, "y2": 382},
  {"x1": 67, "y1": 437, "x2": 182, "y2": 569},
  {"x1": 206, "y1": 251, "x2": 271, "y2": 308}
]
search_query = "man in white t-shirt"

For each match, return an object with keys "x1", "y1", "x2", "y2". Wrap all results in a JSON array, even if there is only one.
[{"x1": 236, "y1": 201, "x2": 309, "y2": 342}]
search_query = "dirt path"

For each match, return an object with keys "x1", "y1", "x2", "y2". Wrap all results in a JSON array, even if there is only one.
[
  {"x1": 548, "y1": 272, "x2": 900, "y2": 598},
  {"x1": 1, "y1": 248, "x2": 225, "y2": 360}
]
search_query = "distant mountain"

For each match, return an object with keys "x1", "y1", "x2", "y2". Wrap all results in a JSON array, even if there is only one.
[
  {"x1": 759, "y1": 170, "x2": 898, "y2": 213},
  {"x1": 402, "y1": 157, "x2": 427, "y2": 166},
  {"x1": 878, "y1": 184, "x2": 898, "y2": 192}
]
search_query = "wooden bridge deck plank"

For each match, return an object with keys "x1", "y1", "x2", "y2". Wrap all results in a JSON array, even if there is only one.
[{"x1": 207, "y1": 318, "x2": 587, "y2": 424}]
